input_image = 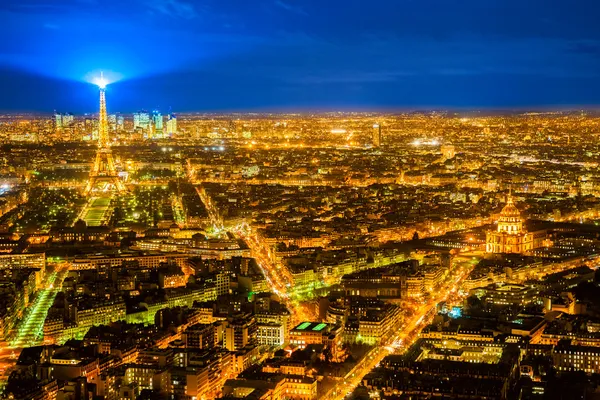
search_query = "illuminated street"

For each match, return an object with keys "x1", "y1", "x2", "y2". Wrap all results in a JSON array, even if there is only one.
[
  {"x1": 236, "y1": 225, "x2": 316, "y2": 322},
  {"x1": 9, "y1": 268, "x2": 67, "y2": 349},
  {"x1": 196, "y1": 178, "x2": 314, "y2": 322},
  {"x1": 196, "y1": 185, "x2": 223, "y2": 229},
  {"x1": 322, "y1": 253, "x2": 480, "y2": 400}
]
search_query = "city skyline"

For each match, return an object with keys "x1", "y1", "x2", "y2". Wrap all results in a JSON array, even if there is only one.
[
  {"x1": 3, "y1": 2, "x2": 600, "y2": 400},
  {"x1": 3, "y1": 72, "x2": 600, "y2": 399}
]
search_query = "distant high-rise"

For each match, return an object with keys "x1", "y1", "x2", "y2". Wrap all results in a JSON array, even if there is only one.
[
  {"x1": 62, "y1": 113, "x2": 74, "y2": 127},
  {"x1": 372, "y1": 124, "x2": 382, "y2": 147},
  {"x1": 117, "y1": 115, "x2": 124, "y2": 131},
  {"x1": 166, "y1": 113, "x2": 177, "y2": 136},
  {"x1": 108, "y1": 113, "x2": 124, "y2": 131},
  {"x1": 54, "y1": 112, "x2": 62, "y2": 129},
  {"x1": 85, "y1": 117, "x2": 98, "y2": 140},
  {"x1": 54, "y1": 112, "x2": 74, "y2": 130},
  {"x1": 152, "y1": 110, "x2": 163, "y2": 138},
  {"x1": 133, "y1": 111, "x2": 150, "y2": 131},
  {"x1": 108, "y1": 114, "x2": 117, "y2": 131}
]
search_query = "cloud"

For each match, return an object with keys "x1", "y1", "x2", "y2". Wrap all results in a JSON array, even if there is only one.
[
  {"x1": 274, "y1": 0, "x2": 308, "y2": 16},
  {"x1": 145, "y1": 0, "x2": 197, "y2": 19}
]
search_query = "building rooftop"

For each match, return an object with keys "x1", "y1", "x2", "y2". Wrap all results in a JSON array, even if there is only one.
[{"x1": 292, "y1": 321, "x2": 330, "y2": 332}]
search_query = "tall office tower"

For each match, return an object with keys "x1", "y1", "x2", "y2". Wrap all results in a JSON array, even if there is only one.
[
  {"x1": 55, "y1": 113, "x2": 74, "y2": 130},
  {"x1": 133, "y1": 110, "x2": 150, "y2": 131},
  {"x1": 117, "y1": 115, "x2": 124, "y2": 131},
  {"x1": 62, "y1": 113, "x2": 74, "y2": 127},
  {"x1": 85, "y1": 117, "x2": 99, "y2": 140},
  {"x1": 54, "y1": 112, "x2": 63, "y2": 130},
  {"x1": 166, "y1": 113, "x2": 177, "y2": 135},
  {"x1": 372, "y1": 123, "x2": 382, "y2": 147},
  {"x1": 152, "y1": 110, "x2": 163, "y2": 138},
  {"x1": 85, "y1": 75, "x2": 126, "y2": 195},
  {"x1": 108, "y1": 114, "x2": 117, "y2": 131}
]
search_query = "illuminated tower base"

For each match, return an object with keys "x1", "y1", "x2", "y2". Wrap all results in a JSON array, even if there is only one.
[{"x1": 84, "y1": 148, "x2": 126, "y2": 194}]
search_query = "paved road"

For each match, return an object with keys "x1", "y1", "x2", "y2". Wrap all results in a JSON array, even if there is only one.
[
  {"x1": 10, "y1": 268, "x2": 67, "y2": 348},
  {"x1": 322, "y1": 253, "x2": 480, "y2": 400}
]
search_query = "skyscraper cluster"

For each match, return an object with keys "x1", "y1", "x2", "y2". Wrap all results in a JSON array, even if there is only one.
[
  {"x1": 133, "y1": 110, "x2": 177, "y2": 139},
  {"x1": 54, "y1": 112, "x2": 74, "y2": 130}
]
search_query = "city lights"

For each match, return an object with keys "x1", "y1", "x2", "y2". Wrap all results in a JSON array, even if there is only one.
[
  {"x1": 1, "y1": 0, "x2": 599, "y2": 398},
  {"x1": 4, "y1": 104, "x2": 600, "y2": 400}
]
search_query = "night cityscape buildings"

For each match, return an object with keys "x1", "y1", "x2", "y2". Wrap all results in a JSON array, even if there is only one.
[
  {"x1": 3, "y1": 87, "x2": 600, "y2": 400},
  {"x1": 3, "y1": 1, "x2": 600, "y2": 399}
]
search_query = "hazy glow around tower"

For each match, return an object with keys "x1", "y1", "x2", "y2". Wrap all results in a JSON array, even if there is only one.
[
  {"x1": 94, "y1": 73, "x2": 108, "y2": 89},
  {"x1": 85, "y1": 70, "x2": 123, "y2": 88}
]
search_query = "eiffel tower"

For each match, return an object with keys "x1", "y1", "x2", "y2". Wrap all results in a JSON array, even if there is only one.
[{"x1": 84, "y1": 74, "x2": 126, "y2": 195}]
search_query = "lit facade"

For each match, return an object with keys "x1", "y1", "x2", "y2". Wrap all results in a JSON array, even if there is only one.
[
  {"x1": 372, "y1": 123, "x2": 382, "y2": 147},
  {"x1": 553, "y1": 344, "x2": 600, "y2": 374},
  {"x1": 182, "y1": 323, "x2": 215, "y2": 349},
  {"x1": 166, "y1": 114, "x2": 177, "y2": 135},
  {"x1": 473, "y1": 283, "x2": 538, "y2": 306},
  {"x1": 224, "y1": 315, "x2": 257, "y2": 351},
  {"x1": 0, "y1": 252, "x2": 46, "y2": 270},
  {"x1": 133, "y1": 111, "x2": 150, "y2": 131},
  {"x1": 54, "y1": 112, "x2": 62, "y2": 129},
  {"x1": 257, "y1": 322, "x2": 285, "y2": 346},
  {"x1": 152, "y1": 110, "x2": 163, "y2": 138},
  {"x1": 289, "y1": 322, "x2": 343, "y2": 359},
  {"x1": 486, "y1": 195, "x2": 546, "y2": 254}
]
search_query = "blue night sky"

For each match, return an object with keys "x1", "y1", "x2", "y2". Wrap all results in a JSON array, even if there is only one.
[{"x1": 2, "y1": 0, "x2": 600, "y2": 112}]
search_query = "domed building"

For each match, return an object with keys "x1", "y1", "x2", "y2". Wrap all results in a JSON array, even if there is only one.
[{"x1": 486, "y1": 195, "x2": 546, "y2": 254}]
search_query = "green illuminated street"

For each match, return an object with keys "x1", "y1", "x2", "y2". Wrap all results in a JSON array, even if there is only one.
[{"x1": 9, "y1": 269, "x2": 67, "y2": 349}]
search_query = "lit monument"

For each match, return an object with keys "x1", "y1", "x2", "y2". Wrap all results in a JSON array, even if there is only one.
[
  {"x1": 485, "y1": 193, "x2": 546, "y2": 254},
  {"x1": 84, "y1": 73, "x2": 126, "y2": 195}
]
